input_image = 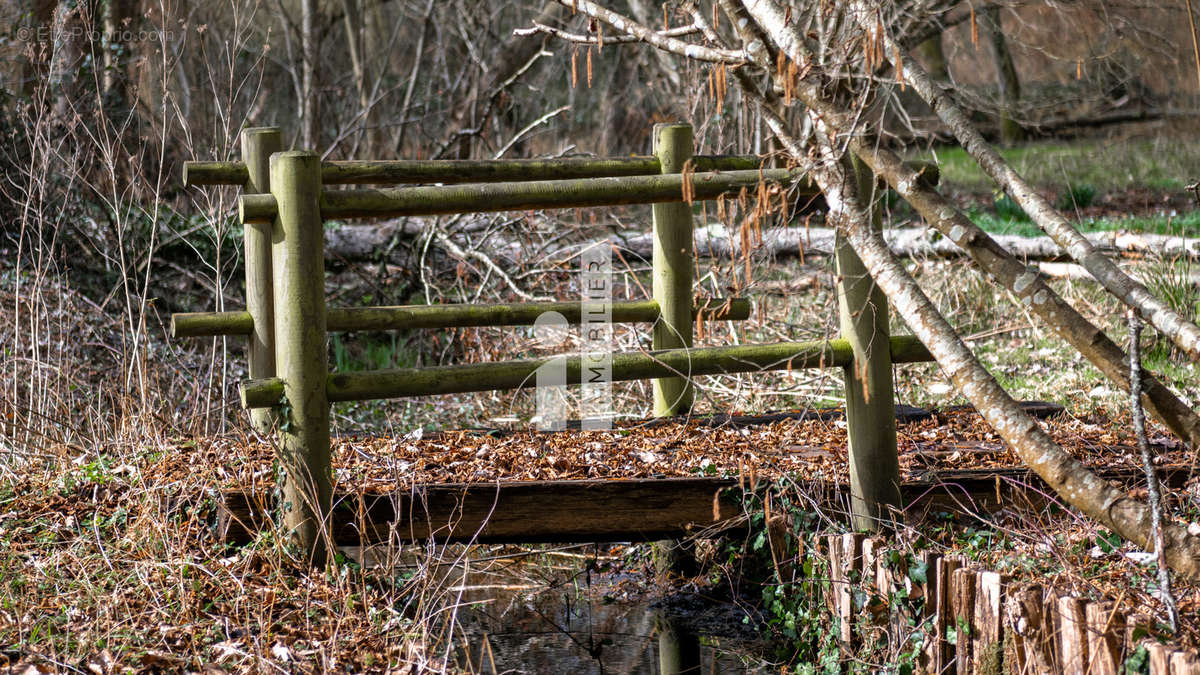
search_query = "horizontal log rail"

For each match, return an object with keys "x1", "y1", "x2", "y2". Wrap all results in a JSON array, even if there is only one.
[
  {"x1": 171, "y1": 297, "x2": 751, "y2": 338},
  {"x1": 185, "y1": 156, "x2": 936, "y2": 190},
  {"x1": 240, "y1": 168, "x2": 801, "y2": 223},
  {"x1": 184, "y1": 154, "x2": 765, "y2": 187},
  {"x1": 239, "y1": 335, "x2": 934, "y2": 408}
]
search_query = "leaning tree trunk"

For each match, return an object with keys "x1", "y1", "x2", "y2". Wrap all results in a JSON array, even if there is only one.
[
  {"x1": 817, "y1": 154, "x2": 1200, "y2": 580},
  {"x1": 863, "y1": 14, "x2": 1200, "y2": 362},
  {"x1": 722, "y1": 5, "x2": 1199, "y2": 449},
  {"x1": 849, "y1": 136, "x2": 1200, "y2": 450},
  {"x1": 735, "y1": 0, "x2": 1200, "y2": 580}
]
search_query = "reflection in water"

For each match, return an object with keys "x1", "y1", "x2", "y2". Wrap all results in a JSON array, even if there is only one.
[
  {"x1": 349, "y1": 544, "x2": 774, "y2": 673},
  {"x1": 453, "y1": 575, "x2": 770, "y2": 673},
  {"x1": 656, "y1": 612, "x2": 701, "y2": 675}
]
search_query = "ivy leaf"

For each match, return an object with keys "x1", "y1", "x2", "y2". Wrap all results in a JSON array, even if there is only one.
[{"x1": 908, "y1": 561, "x2": 928, "y2": 585}]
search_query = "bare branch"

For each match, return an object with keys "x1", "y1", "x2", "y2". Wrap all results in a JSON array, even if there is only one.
[
  {"x1": 545, "y1": 0, "x2": 748, "y2": 64},
  {"x1": 513, "y1": 21, "x2": 701, "y2": 45}
]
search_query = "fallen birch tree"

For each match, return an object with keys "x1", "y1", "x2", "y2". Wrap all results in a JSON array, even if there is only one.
[{"x1": 324, "y1": 218, "x2": 1200, "y2": 265}]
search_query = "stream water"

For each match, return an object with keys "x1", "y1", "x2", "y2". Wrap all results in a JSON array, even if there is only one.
[{"x1": 433, "y1": 548, "x2": 778, "y2": 673}]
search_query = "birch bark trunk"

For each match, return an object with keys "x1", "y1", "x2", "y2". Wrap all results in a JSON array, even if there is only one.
[
  {"x1": 737, "y1": 0, "x2": 1200, "y2": 580},
  {"x1": 728, "y1": 0, "x2": 1200, "y2": 448},
  {"x1": 518, "y1": 0, "x2": 1200, "y2": 578},
  {"x1": 859, "y1": 10, "x2": 1200, "y2": 362},
  {"x1": 851, "y1": 139, "x2": 1200, "y2": 450}
]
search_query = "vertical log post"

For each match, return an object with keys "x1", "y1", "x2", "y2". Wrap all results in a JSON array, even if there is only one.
[
  {"x1": 651, "y1": 122, "x2": 695, "y2": 417},
  {"x1": 270, "y1": 151, "x2": 332, "y2": 567},
  {"x1": 241, "y1": 127, "x2": 282, "y2": 434},
  {"x1": 837, "y1": 156, "x2": 901, "y2": 531}
]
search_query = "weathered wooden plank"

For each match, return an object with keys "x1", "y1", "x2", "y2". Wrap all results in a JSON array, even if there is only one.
[
  {"x1": 916, "y1": 550, "x2": 942, "y2": 673},
  {"x1": 934, "y1": 555, "x2": 961, "y2": 673},
  {"x1": 973, "y1": 571, "x2": 1007, "y2": 674},
  {"x1": 1057, "y1": 596, "x2": 1090, "y2": 675},
  {"x1": 1086, "y1": 601, "x2": 1125, "y2": 675},
  {"x1": 1007, "y1": 584, "x2": 1057, "y2": 674},
  {"x1": 953, "y1": 567, "x2": 976, "y2": 673},
  {"x1": 219, "y1": 478, "x2": 742, "y2": 545},
  {"x1": 1147, "y1": 642, "x2": 1173, "y2": 674},
  {"x1": 832, "y1": 533, "x2": 864, "y2": 646},
  {"x1": 903, "y1": 464, "x2": 1194, "y2": 517},
  {"x1": 859, "y1": 538, "x2": 886, "y2": 646},
  {"x1": 215, "y1": 464, "x2": 1195, "y2": 547}
]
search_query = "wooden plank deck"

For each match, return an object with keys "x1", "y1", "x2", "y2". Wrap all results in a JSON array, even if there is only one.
[{"x1": 218, "y1": 464, "x2": 1190, "y2": 546}]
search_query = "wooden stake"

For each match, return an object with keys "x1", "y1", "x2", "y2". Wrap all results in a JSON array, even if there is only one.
[
  {"x1": 1171, "y1": 650, "x2": 1200, "y2": 674},
  {"x1": 934, "y1": 556, "x2": 961, "y2": 672},
  {"x1": 1085, "y1": 601, "x2": 1124, "y2": 675},
  {"x1": 831, "y1": 533, "x2": 864, "y2": 646},
  {"x1": 973, "y1": 571, "x2": 1007, "y2": 674},
  {"x1": 1147, "y1": 642, "x2": 1172, "y2": 674},
  {"x1": 1057, "y1": 595, "x2": 1090, "y2": 675},
  {"x1": 270, "y1": 151, "x2": 332, "y2": 567},
  {"x1": 838, "y1": 156, "x2": 901, "y2": 531},
  {"x1": 240, "y1": 127, "x2": 282, "y2": 434},
  {"x1": 952, "y1": 567, "x2": 976, "y2": 672},
  {"x1": 651, "y1": 123, "x2": 695, "y2": 416}
]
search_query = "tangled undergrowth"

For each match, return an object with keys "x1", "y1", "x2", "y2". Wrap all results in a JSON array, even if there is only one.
[{"x1": 3, "y1": 176, "x2": 1200, "y2": 670}]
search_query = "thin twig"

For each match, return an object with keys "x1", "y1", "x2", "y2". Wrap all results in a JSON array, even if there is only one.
[
  {"x1": 1129, "y1": 309, "x2": 1179, "y2": 633},
  {"x1": 492, "y1": 105, "x2": 571, "y2": 160},
  {"x1": 544, "y1": 0, "x2": 748, "y2": 64},
  {"x1": 513, "y1": 21, "x2": 701, "y2": 44}
]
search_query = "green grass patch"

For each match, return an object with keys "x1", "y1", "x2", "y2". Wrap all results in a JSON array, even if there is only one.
[
  {"x1": 916, "y1": 137, "x2": 1200, "y2": 192},
  {"x1": 967, "y1": 209, "x2": 1200, "y2": 238}
]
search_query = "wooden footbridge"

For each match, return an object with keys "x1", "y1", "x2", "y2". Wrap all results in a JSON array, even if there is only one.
[
  {"x1": 179, "y1": 123, "x2": 944, "y2": 562},
  {"x1": 179, "y1": 126, "x2": 1200, "y2": 674}
]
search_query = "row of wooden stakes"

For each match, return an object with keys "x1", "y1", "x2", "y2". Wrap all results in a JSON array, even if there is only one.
[{"x1": 821, "y1": 533, "x2": 1198, "y2": 674}]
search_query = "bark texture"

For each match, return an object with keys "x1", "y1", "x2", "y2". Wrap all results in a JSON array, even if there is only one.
[
  {"x1": 864, "y1": 14, "x2": 1200, "y2": 362},
  {"x1": 738, "y1": 0, "x2": 1200, "y2": 579}
]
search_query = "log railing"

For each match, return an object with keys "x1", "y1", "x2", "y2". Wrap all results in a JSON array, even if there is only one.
[{"x1": 177, "y1": 123, "x2": 937, "y2": 563}]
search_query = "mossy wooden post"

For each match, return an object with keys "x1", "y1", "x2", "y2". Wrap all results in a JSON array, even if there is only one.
[
  {"x1": 837, "y1": 156, "x2": 901, "y2": 532},
  {"x1": 651, "y1": 123, "x2": 694, "y2": 416},
  {"x1": 241, "y1": 127, "x2": 282, "y2": 433},
  {"x1": 270, "y1": 151, "x2": 332, "y2": 567}
]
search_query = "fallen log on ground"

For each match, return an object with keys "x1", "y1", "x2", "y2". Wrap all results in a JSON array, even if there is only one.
[{"x1": 322, "y1": 219, "x2": 1200, "y2": 267}]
